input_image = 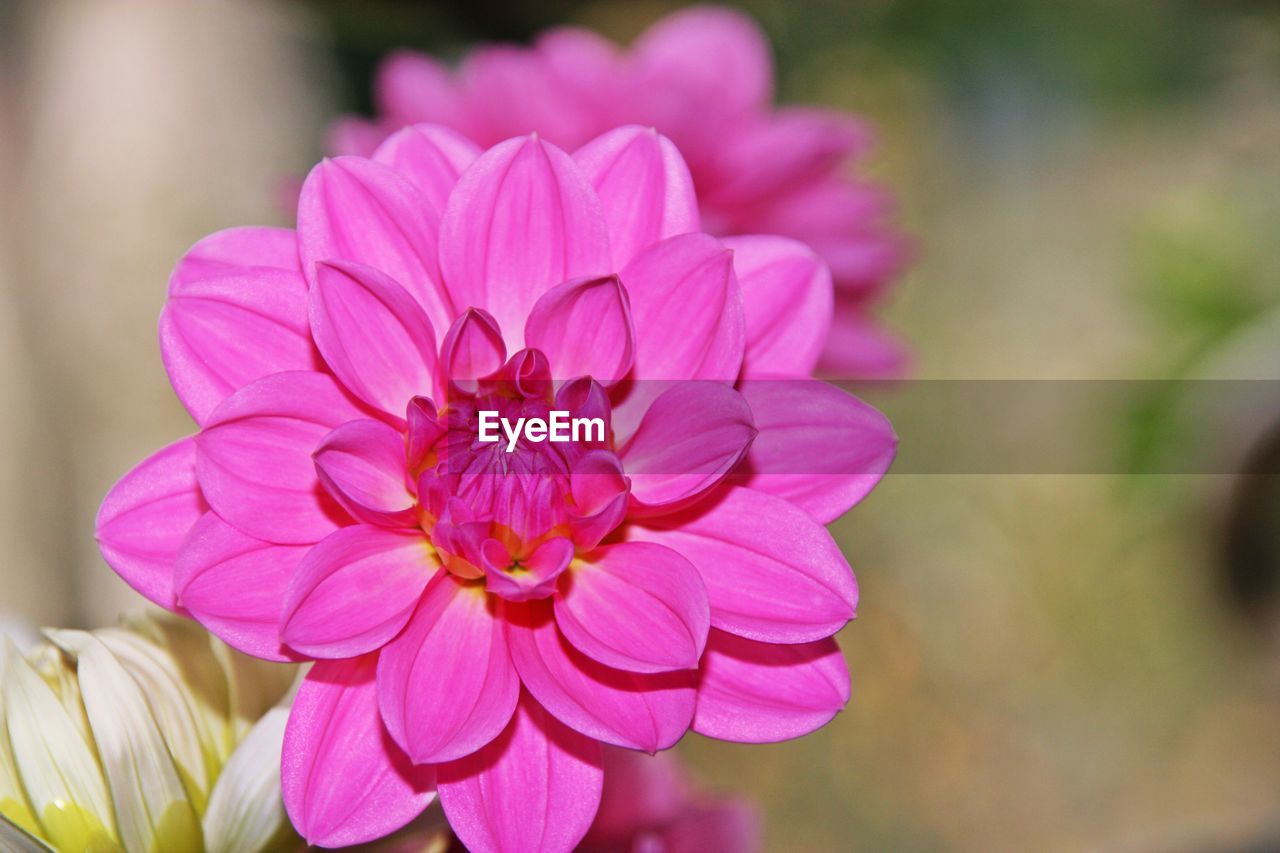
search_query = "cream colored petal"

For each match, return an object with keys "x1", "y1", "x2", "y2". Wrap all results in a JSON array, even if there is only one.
[
  {"x1": 0, "y1": 814, "x2": 54, "y2": 852},
  {"x1": 201, "y1": 707, "x2": 293, "y2": 853},
  {"x1": 1, "y1": 640, "x2": 119, "y2": 851},
  {"x1": 27, "y1": 643, "x2": 93, "y2": 745},
  {"x1": 70, "y1": 633, "x2": 203, "y2": 853},
  {"x1": 89, "y1": 625, "x2": 224, "y2": 814},
  {"x1": 0, "y1": 662, "x2": 40, "y2": 841},
  {"x1": 124, "y1": 615, "x2": 238, "y2": 762}
]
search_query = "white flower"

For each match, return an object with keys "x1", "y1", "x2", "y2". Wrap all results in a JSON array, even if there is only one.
[{"x1": 0, "y1": 614, "x2": 298, "y2": 852}]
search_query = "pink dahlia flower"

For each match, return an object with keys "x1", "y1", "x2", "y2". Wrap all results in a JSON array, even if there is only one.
[
  {"x1": 329, "y1": 5, "x2": 910, "y2": 378},
  {"x1": 97, "y1": 124, "x2": 894, "y2": 851}
]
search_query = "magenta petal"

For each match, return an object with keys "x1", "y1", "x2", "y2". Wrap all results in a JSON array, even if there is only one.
[
  {"x1": 314, "y1": 419, "x2": 416, "y2": 527},
  {"x1": 437, "y1": 135, "x2": 610, "y2": 346},
  {"x1": 723, "y1": 235, "x2": 833, "y2": 379},
  {"x1": 95, "y1": 437, "x2": 205, "y2": 611},
  {"x1": 375, "y1": 51, "x2": 466, "y2": 127},
  {"x1": 733, "y1": 380, "x2": 896, "y2": 523},
  {"x1": 585, "y1": 748, "x2": 689, "y2": 845},
  {"x1": 282, "y1": 655, "x2": 436, "y2": 848},
  {"x1": 506, "y1": 601, "x2": 696, "y2": 752},
  {"x1": 621, "y1": 382, "x2": 755, "y2": 512},
  {"x1": 631, "y1": 5, "x2": 772, "y2": 117},
  {"x1": 693, "y1": 629, "x2": 850, "y2": 743},
  {"x1": 630, "y1": 487, "x2": 856, "y2": 643},
  {"x1": 326, "y1": 116, "x2": 385, "y2": 158},
  {"x1": 554, "y1": 542, "x2": 708, "y2": 673},
  {"x1": 406, "y1": 396, "x2": 445, "y2": 472},
  {"x1": 483, "y1": 537, "x2": 573, "y2": 603},
  {"x1": 298, "y1": 155, "x2": 453, "y2": 332},
  {"x1": 195, "y1": 371, "x2": 364, "y2": 544},
  {"x1": 376, "y1": 586, "x2": 518, "y2": 755},
  {"x1": 174, "y1": 512, "x2": 307, "y2": 661},
  {"x1": 707, "y1": 110, "x2": 870, "y2": 207},
  {"x1": 281, "y1": 525, "x2": 438, "y2": 658},
  {"x1": 377, "y1": 573, "x2": 519, "y2": 764},
  {"x1": 310, "y1": 259, "x2": 439, "y2": 419},
  {"x1": 523, "y1": 275, "x2": 634, "y2": 384},
  {"x1": 818, "y1": 298, "x2": 911, "y2": 380},
  {"x1": 620, "y1": 234, "x2": 745, "y2": 383},
  {"x1": 440, "y1": 308, "x2": 506, "y2": 394},
  {"x1": 161, "y1": 226, "x2": 316, "y2": 425},
  {"x1": 573, "y1": 126, "x2": 699, "y2": 268},
  {"x1": 373, "y1": 123, "x2": 479, "y2": 211},
  {"x1": 437, "y1": 692, "x2": 603, "y2": 853}
]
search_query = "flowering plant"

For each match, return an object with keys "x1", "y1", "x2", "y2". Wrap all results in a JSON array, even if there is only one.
[
  {"x1": 331, "y1": 5, "x2": 910, "y2": 377},
  {"x1": 0, "y1": 615, "x2": 297, "y2": 852},
  {"x1": 97, "y1": 121, "x2": 894, "y2": 850}
]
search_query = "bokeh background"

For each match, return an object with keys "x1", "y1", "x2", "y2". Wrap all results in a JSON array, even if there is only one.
[{"x1": 2, "y1": 1, "x2": 1280, "y2": 849}]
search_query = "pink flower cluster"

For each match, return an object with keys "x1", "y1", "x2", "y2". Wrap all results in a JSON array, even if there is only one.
[
  {"x1": 98, "y1": 120, "x2": 892, "y2": 853},
  {"x1": 332, "y1": 5, "x2": 910, "y2": 378}
]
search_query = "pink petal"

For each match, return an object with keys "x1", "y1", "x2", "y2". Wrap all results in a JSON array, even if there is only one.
[
  {"x1": 195, "y1": 371, "x2": 364, "y2": 544},
  {"x1": 282, "y1": 655, "x2": 436, "y2": 848},
  {"x1": 372, "y1": 123, "x2": 480, "y2": 212},
  {"x1": 731, "y1": 380, "x2": 895, "y2": 523},
  {"x1": 95, "y1": 437, "x2": 205, "y2": 611},
  {"x1": 506, "y1": 601, "x2": 696, "y2": 752},
  {"x1": 567, "y1": 450, "x2": 629, "y2": 550},
  {"x1": 693, "y1": 629, "x2": 850, "y2": 743},
  {"x1": 437, "y1": 135, "x2": 610, "y2": 347},
  {"x1": 554, "y1": 542, "x2": 708, "y2": 673},
  {"x1": 534, "y1": 26, "x2": 624, "y2": 124},
  {"x1": 584, "y1": 748, "x2": 689, "y2": 845},
  {"x1": 437, "y1": 692, "x2": 603, "y2": 853},
  {"x1": 664, "y1": 800, "x2": 762, "y2": 852},
  {"x1": 160, "y1": 226, "x2": 317, "y2": 425},
  {"x1": 573, "y1": 126, "x2": 699, "y2": 268},
  {"x1": 310, "y1": 260, "x2": 439, "y2": 419},
  {"x1": 482, "y1": 537, "x2": 574, "y2": 603},
  {"x1": 621, "y1": 382, "x2": 755, "y2": 512},
  {"x1": 281, "y1": 525, "x2": 438, "y2": 659},
  {"x1": 705, "y1": 109, "x2": 870, "y2": 207},
  {"x1": 455, "y1": 47, "x2": 588, "y2": 147},
  {"x1": 314, "y1": 418, "x2": 416, "y2": 527},
  {"x1": 523, "y1": 275, "x2": 634, "y2": 384},
  {"x1": 631, "y1": 6, "x2": 772, "y2": 118},
  {"x1": 298, "y1": 156, "x2": 453, "y2": 333},
  {"x1": 325, "y1": 116, "x2": 386, "y2": 158},
  {"x1": 407, "y1": 396, "x2": 445, "y2": 472},
  {"x1": 722, "y1": 235, "x2": 832, "y2": 379},
  {"x1": 174, "y1": 512, "x2": 308, "y2": 661},
  {"x1": 375, "y1": 51, "x2": 466, "y2": 128},
  {"x1": 440, "y1": 308, "x2": 506, "y2": 394},
  {"x1": 629, "y1": 487, "x2": 856, "y2": 644},
  {"x1": 817, "y1": 299, "x2": 911, "y2": 380},
  {"x1": 619, "y1": 233, "x2": 745, "y2": 382},
  {"x1": 377, "y1": 573, "x2": 520, "y2": 763}
]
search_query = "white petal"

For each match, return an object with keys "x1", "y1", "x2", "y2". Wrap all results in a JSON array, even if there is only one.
[
  {"x1": 69, "y1": 633, "x2": 203, "y2": 852},
  {"x1": 0, "y1": 815, "x2": 52, "y2": 852},
  {"x1": 202, "y1": 707, "x2": 291, "y2": 853},
  {"x1": 1, "y1": 640, "x2": 118, "y2": 851},
  {"x1": 0, "y1": 670, "x2": 40, "y2": 841},
  {"x1": 66, "y1": 625, "x2": 226, "y2": 814}
]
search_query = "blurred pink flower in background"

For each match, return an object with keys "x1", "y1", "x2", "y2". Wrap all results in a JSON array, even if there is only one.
[
  {"x1": 582, "y1": 747, "x2": 760, "y2": 852},
  {"x1": 330, "y1": 5, "x2": 910, "y2": 378},
  {"x1": 96, "y1": 122, "x2": 894, "y2": 850}
]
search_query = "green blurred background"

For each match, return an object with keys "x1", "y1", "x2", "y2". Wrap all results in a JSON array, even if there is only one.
[{"x1": 3, "y1": 0, "x2": 1280, "y2": 849}]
